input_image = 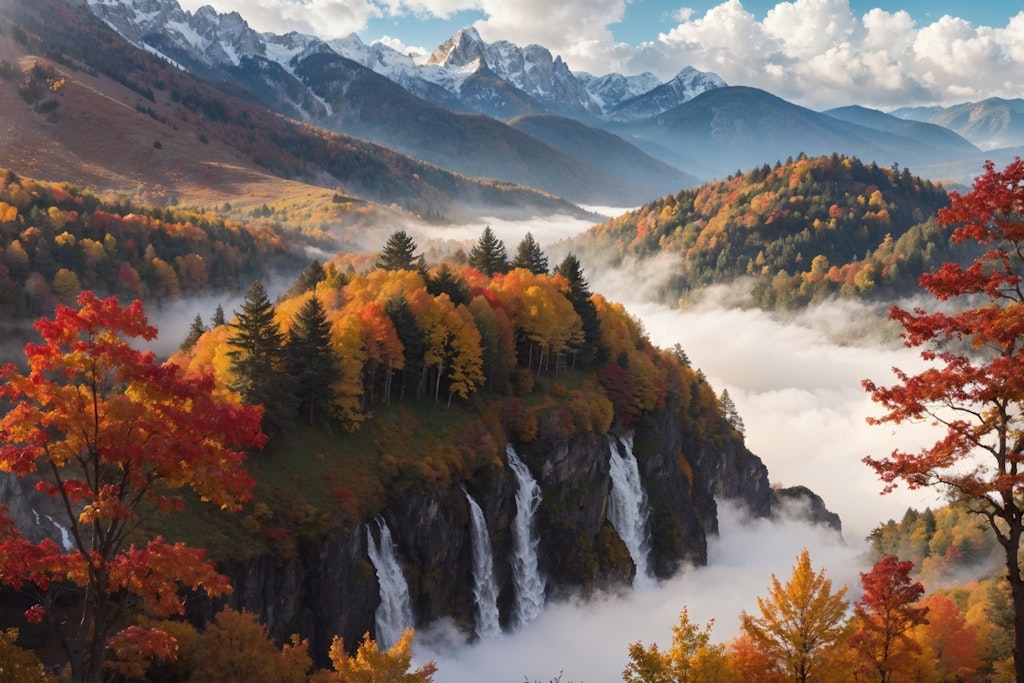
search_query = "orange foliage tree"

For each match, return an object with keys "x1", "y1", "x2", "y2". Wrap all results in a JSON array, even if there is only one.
[
  {"x1": 914, "y1": 594, "x2": 983, "y2": 681},
  {"x1": 191, "y1": 608, "x2": 310, "y2": 683},
  {"x1": 862, "y1": 158, "x2": 1024, "y2": 682},
  {"x1": 0, "y1": 292, "x2": 265, "y2": 683},
  {"x1": 623, "y1": 607, "x2": 736, "y2": 683}
]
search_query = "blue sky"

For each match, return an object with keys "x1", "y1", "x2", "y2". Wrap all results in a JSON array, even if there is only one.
[
  {"x1": 363, "y1": 1, "x2": 1019, "y2": 50},
  {"x1": 177, "y1": 0, "x2": 1024, "y2": 109}
]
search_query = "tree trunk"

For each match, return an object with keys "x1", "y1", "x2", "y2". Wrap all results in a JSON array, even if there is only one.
[
  {"x1": 1010, "y1": 543, "x2": 1024, "y2": 683},
  {"x1": 996, "y1": 501, "x2": 1024, "y2": 683}
]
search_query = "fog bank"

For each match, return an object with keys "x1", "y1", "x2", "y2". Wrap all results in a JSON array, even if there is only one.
[{"x1": 417, "y1": 504, "x2": 862, "y2": 683}]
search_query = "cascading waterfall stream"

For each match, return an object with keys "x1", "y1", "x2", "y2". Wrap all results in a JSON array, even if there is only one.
[
  {"x1": 607, "y1": 434, "x2": 653, "y2": 586},
  {"x1": 366, "y1": 516, "x2": 414, "y2": 649},
  {"x1": 506, "y1": 444, "x2": 546, "y2": 629},
  {"x1": 464, "y1": 490, "x2": 502, "y2": 638}
]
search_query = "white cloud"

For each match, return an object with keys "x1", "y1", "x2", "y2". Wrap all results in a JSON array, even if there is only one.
[
  {"x1": 634, "y1": 1, "x2": 1024, "y2": 108},
  {"x1": 178, "y1": 0, "x2": 1024, "y2": 108},
  {"x1": 177, "y1": 0, "x2": 382, "y2": 38}
]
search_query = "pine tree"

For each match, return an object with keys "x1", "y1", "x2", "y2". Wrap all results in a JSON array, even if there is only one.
[
  {"x1": 180, "y1": 313, "x2": 206, "y2": 351},
  {"x1": 211, "y1": 304, "x2": 226, "y2": 327},
  {"x1": 376, "y1": 231, "x2": 419, "y2": 271},
  {"x1": 511, "y1": 232, "x2": 549, "y2": 274},
  {"x1": 467, "y1": 226, "x2": 509, "y2": 276},
  {"x1": 426, "y1": 264, "x2": 470, "y2": 306},
  {"x1": 554, "y1": 253, "x2": 605, "y2": 368},
  {"x1": 282, "y1": 260, "x2": 325, "y2": 299},
  {"x1": 384, "y1": 293, "x2": 425, "y2": 400},
  {"x1": 285, "y1": 295, "x2": 340, "y2": 425},
  {"x1": 227, "y1": 281, "x2": 296, "y2": 431},
  {"x1": 719, "y1": 389, "x2": 745, "y2": 435}
]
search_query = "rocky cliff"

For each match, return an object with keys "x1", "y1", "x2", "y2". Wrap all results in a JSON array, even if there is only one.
[{"x1": 213, "y1": 407, "x2": 772, "y2": 663}]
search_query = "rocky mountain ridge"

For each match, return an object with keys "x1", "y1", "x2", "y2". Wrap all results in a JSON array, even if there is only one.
[
  {"x1": 84, "y1": 0, "x2": 1009, "y2": 190},
  {"x1": 87, "y1": 1, "x2": 726, "y2": 123}
]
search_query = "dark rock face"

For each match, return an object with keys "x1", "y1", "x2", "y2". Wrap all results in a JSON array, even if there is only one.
[
  {"x1": 220, "y1": 407, "x2": 772, "y2": 663},
  {"x1": 772, "y1": 485, "x2": 843, "y2": 535}
]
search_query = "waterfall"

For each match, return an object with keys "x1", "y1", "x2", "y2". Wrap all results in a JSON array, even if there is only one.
[
  {"x1": 366, "y1": 516, "x2": 414, "y2": 648},
  {"x1": 607, "y1": 434, "x2": 653, "y2": 586},
  {"x1": 506, "y1": 444, "x2": 546, "y2": 629},
  {"x1": 464, "y1": 490, "x2": 502, "y2": 638}
]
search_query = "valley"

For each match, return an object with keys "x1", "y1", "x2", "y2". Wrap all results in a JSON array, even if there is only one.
[{"x1": 1, "y1": 0, "x2": 1024, "y2": 680}]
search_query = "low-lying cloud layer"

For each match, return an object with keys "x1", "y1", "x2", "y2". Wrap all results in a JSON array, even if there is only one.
[
  {"x1": 621, "y1": 295, "x2": 942, "y2": 544},
  {"x1": 178, "y1": 0, "x2": 1024, "y2": 109},
  {"x1": 417, "y1": 504, "x2": 864, "y2": 683}
]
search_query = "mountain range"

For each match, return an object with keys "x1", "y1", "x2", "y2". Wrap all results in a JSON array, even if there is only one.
[
  {"x1": 3, "y1": 0, "x2": 1024, "y2": 226},
  {"x1": 892, "y1": 98, "x2": 1024, "y2": 151}
]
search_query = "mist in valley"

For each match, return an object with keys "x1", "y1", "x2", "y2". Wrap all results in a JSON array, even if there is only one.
[
  {"x1": 418, "y1": 504, "x2": 860, "y2": 683},
  {"x1": 404, "y1": 213, "x2": 945, "y2": 681},
  {"x1": 1, "y1": 209, "x2": 949, "y2": 680}
]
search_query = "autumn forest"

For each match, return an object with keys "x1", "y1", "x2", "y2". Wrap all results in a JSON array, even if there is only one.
[{"x1": 3, "y1": 0, "x2": 1024, "y2": 676}]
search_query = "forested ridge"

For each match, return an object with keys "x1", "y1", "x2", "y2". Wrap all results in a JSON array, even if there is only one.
[
  {"x1": 175, "y1": 236, "x2": 737, "y2": 456},
  {"x1": 0, "y1": 168, "x2": 306, "y2": 317},
  {"x1": 578, "y1": 153, "x2": 961, "y2": 308}
]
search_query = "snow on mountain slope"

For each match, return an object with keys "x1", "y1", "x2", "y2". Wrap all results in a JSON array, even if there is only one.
[{"x1": 87, "y1": 0, "x2": 725, "y2": 123}]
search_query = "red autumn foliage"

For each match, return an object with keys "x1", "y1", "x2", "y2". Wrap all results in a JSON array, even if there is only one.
[
  {"x1": 0, "y1": 291, "x2": 265, "y2": 683},
  {"x1": 862, "y1": 157, "x2": 1024, "y2": 682}
]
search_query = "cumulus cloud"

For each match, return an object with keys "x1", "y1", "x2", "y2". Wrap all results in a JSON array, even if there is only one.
[
  {"x1": 178, "y1": 0, "x2": 1024, "y2": 108},
  {"x1": 638, "y1": 0, "x2": 1024, "y2": 108},
  {"x1": 177, "y1": 0, "x2": 382, "y2": 39}
]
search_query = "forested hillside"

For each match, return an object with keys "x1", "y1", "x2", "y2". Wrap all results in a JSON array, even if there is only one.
[
  {"x1": 174, "y1": 242, "x2": 733, "y2": 448},
  {"x1": 576, "y1": 153, "x2": 960, "y2": 308},
  {"x1": 0, "y1": 0, "x2": 584, "y2": 222},
  {"x1": 152, "y1": 233, "x2": 745, "y2": 579},
  {"x1": 0, "y1": 169, "x2": 307, "y2": 317}
]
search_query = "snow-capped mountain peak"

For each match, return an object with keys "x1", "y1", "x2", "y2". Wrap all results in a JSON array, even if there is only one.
[
  {"x1": 86, "y1": 0, "x2": 726, "y2": 123},
  {"x1": 426, "y1": 27, "x2": 488, "y2": 69}
]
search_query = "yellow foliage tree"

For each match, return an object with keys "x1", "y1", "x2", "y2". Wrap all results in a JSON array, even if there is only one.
[
  {"x1": 740, "y1": 549, "x2": 850, "y2": 683},
  {"x1": 0, "y1": 628, "x2": 55, "y2": 683},
  {"x1": 191, "y1": 608, "x2": 310, "y2": 683},
  {"x1": 623, "y1": 607, "x2": 737, "y2": 683},
  {"x1": 312, "y1": 629, "x2": 436, "y2": 683}
]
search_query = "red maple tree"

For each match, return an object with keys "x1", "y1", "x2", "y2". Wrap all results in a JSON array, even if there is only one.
[
  {"x1": 849, "y1": 554, "x2": 928, "y2": 682},
  {"x1": 862, "y1": 157, "x2": 1024, "y2": 681},
  {"x1": 0, "y1": 292, "x2": 265, "y2": 683}
]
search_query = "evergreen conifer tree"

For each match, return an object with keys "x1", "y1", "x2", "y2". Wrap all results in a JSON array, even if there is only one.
[
  {"x1": 180, "y1": 313, "x2": 206, "y2": 351},
  {"x1": 719, "y1": 389, "x2": 745, "y2": 434},
  {"x1": 426, "y1": 264, "x2": 470, "y2": 306},
  {"x1": 467, "y1": 226, "x2": 509, "y2": 276},
  {"x1": 384, "y1": 293, "x2": 425, "y2": 400},
  {"x1": 511, "y1": 232, "x2": 549, "y2": 274},
  {"x1": 227, "y1": 281, "x2": 296, "y2": 431},
  {"x1": 554, "y1": 253, "x2": 605, "y2": 368},
  {"x1": 376, "y1": 231, "x2": 419, "y2": 271},
  {"x1": 211, "y1": 304, "x2": 226, "y2": 327},
  {"x1": 285, "y1": 295, "x2": 340, "y2": 424},
  {"x1": 282, "y1": 260, "x2": 325, "y2": 299}
]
